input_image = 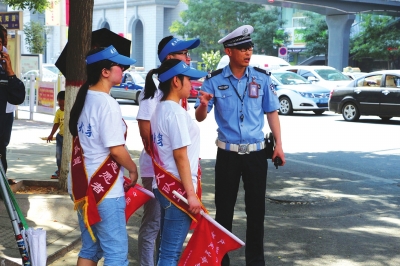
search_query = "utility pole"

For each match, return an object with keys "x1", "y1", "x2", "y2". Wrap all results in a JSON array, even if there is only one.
[
  {"x1": 60, "y1": 0, "x2": 67, "y2": 51},
  {"x1": 124, "y1": 0, "x2": 127, "y2": 36}
]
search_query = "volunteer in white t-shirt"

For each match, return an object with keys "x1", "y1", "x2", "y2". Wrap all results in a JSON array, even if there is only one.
[
  {"x1": 136, "y1": 35, "x2": 200, "y2": 266},
  {"x1": 68, "y1": 46, "x2": 138, "y2": 266},
  {"x1": 143, "y1": 59, "x2": 207, "y2": 265}
]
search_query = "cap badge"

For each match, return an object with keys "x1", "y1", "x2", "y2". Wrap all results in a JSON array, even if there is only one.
[
  {"x1": 242, "y1": 28, "x2": 249, "y2": 36},
  {"x1": 171, "y1": 39, "x2": 182, "y2": 46}
]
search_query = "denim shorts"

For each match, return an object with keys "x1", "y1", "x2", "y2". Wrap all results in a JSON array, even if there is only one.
[
  {"x1": 154, "y1": 189, "x2": 191, "y2": 266},
  {"x1": 77, "y1": 196, "x2": 128, "y2": 266}
]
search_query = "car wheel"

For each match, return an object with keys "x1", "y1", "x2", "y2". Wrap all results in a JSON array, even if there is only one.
[
  {"x1": 134, "y1": 91, "x2": 141, "y2": 105},
  {"x1": 379, "y1": 116, "x2": 392, "y2": 121},
  {"x1": 279, "y1": 96, "x2": 293, "y2": 115},
  {"x1": 313, "y1": 110, "x2": 325, "y2": 115},
  {"x1": 342, "y1": 102, "x2": 360, "y2": 122}
]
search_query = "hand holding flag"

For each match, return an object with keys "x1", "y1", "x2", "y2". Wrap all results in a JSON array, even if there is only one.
[
  {"x1": 124, "y1": 177, "x2": 155, "y2": 222},
  {"x1": 172, "y1": 191, "x2": 245, "y2": 266}
]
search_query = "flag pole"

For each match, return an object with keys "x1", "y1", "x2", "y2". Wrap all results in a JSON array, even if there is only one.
[{"x1": 172, "y1": 190, "x2": 245, "y2": 246}]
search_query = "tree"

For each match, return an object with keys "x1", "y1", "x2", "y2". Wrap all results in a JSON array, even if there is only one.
[
  {"x1": 170, "y1": 0, "x2": 284, "y2": 56},
  {"x1": 246, "y1": 7, "x2": 288, "y2": 55},
  {"x1": 351, "y1": 14, "x2": 400, "y2": 68},
  {"x1": 5, "y1": 0, "x2": 94, "y2": 190},
  {"x1": 201, "y1": 50, "x2": 221, "y2": 72},
  {"x1": 23, "y1": 21, "x2": 47, "y2": 54},
  {"x1": 298, "y1": 12, "x2": 329, "y2": 64},
  {"x1": 4, "y1": 0, "x2": 48, "y2": 12}
]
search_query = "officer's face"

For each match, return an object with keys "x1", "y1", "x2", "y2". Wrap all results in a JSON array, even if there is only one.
[{"x1": 226, "y1": 46, "x2": 253, "y2": 68}]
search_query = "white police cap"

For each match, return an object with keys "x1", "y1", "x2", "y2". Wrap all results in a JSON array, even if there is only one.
[{"x1": 218, "y1": 25, "x2": 254, "y2": 48}]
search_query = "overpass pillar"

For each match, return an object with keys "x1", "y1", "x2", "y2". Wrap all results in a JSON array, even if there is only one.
[{"x1": 326, "y1": 14, "x2": 355, "y2": 71}]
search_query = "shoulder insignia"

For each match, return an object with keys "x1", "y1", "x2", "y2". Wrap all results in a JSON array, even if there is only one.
[
  {"x1": 254, "y1": 67, "x2": 271, "y2": 76},
  {"x1": 206, "y1": 68, "x2": 223, "y2": 80}
]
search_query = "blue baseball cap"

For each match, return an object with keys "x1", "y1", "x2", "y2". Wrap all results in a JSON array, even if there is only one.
[
  {"x1": 158, "y1": 61, "x2": 207, "y2": 83},
  {"x1": 158, "y1": 38, "x2": 200, "y2": 62},
  {"x1": 86, "y1": 45, "x2": 136, "y2": 65}
]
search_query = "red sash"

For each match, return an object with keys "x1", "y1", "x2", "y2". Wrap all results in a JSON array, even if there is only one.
[
  {"x1": 71, "y1": 137, "x2": 122, "y2": 241},
  {"x1": 146, "y1": 132, "x2": 207, "y2": 223}
]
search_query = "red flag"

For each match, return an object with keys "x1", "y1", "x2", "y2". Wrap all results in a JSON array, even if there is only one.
[
  {"x1": 178, "y1": 213, "x2": 245, "y2": 266},
  {"x1": 124, "y1": 177, "x2": 155, "y2": 222}
]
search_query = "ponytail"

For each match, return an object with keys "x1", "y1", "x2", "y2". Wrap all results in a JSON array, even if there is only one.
[
  {"x1": 143, "y1": 69, "x2": 159, "y2": 100},
  {"x1": 69, "y1": 81, "x2": 90, "y2": 136}
]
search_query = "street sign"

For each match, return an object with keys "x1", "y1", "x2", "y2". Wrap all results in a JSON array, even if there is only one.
[{"x1": 278, "y1": 47, "x2": 287, "y2": 57}]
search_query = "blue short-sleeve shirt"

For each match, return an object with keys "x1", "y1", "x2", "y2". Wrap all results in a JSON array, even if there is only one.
[{"x1": 194, "y1": 65, "x2": 279, "y2": 144}]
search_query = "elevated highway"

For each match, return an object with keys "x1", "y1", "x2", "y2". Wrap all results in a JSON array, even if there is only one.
[{"x1": 235, "y1": 0, "x2": 400, "y2": 70}]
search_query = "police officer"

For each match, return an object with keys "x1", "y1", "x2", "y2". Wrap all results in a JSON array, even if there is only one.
[{"x1": 195, "y1": 25, "x2": 285, "y2": 266}]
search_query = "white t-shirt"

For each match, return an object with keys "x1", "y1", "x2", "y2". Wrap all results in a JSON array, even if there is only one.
[
  {"x1": 150, "y1": 100, "x2": 200, "y2": 190},
  {"x1": 137, "y1": 87, "x2": 163, "y2": 177},
  {"x1": 67, "y1": 90, "x2": 126, "y2": 198},
  {"x1": 136, "y1": 85, "x2": 190, "y2": 177}
]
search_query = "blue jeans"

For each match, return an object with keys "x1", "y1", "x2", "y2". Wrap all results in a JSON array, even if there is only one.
[
  {"x1": 77, "y1": 196, "x2": 128, "y2": 266},
  {"x1": 55, "y1": 133, "x2": 63, "y2": 170},
  {"x1": 154, "y1": 189, "x2": 191, "y2": 266}
]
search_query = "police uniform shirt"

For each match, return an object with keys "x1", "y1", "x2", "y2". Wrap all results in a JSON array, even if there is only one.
[{"x1": 195, "y1": 65, "x2": 279, "y2": 144}]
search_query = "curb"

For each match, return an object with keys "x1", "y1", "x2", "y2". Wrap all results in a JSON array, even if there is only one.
[{"x1": 1, "y1": 180, "x2": 80, "y2": 266}]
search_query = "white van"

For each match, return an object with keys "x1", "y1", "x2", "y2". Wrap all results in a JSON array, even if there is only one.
[{"x1": 216, "y1": 54, "x2": 290, "y2": 71}]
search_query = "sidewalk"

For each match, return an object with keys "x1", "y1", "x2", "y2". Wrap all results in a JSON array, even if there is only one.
[
  {"x1": 0, "y1": 111, "x2": 218, "y2": 266},
  {"x1": 0, "y1": 111, "x2": 79, "y2": 266}
]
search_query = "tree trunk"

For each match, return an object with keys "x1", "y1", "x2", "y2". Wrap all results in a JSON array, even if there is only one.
[{"x1": 59, "y1": 0, "x2": 94, "y2": 191}]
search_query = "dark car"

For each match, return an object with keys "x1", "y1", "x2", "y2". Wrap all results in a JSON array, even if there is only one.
[
  {"x1": 110, "y1": 71, "x2": 145, "y2": 104},
  {"x1": 329, "y1": 70, "x2": 400, "y2": 121}
]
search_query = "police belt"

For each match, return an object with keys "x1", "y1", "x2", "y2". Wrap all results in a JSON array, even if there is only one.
[{"x1": 216, "y1": 139, "x2": 265, "y2": 154}]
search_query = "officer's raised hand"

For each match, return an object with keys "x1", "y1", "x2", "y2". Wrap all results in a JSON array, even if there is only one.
[{"x1": 195, "y1": 91, "x2": 213, "y2": 122}]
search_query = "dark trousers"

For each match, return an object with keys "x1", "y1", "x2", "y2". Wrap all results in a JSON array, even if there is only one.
[
  {"x1": 215, "y1": 148, "x2": 268, "y2": 266},
  {"x1": 0, "y1": 112, "x2": 14, "y2": 172}
]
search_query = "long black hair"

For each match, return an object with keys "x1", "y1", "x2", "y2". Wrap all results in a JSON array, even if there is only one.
[
  {"x1": 143, "y1": 59, "x2": 184, "y2": 101},
  {"x1": 69, "y1": 47, "x2": 114, "y2": 136}
]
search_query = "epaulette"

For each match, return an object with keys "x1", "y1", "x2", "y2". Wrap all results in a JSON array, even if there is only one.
[
  {"x1": 206, "y1": 68, "x2": 223, "y2": 80},
  {"x1": 254, "y1": 67, "x2": 271, "y2": 76}
]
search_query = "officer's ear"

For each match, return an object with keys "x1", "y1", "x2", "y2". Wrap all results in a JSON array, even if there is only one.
[{"x1": 225, "y1": 47, "x2": 232, "y2": 56}]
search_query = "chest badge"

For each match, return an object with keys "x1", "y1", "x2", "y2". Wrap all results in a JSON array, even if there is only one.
[{"x1": 218, "y1": 85, "x2": 229, "y2": 90}]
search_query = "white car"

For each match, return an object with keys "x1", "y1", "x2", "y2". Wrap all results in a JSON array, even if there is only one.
[
  {"x1": 271, "y1": 71, "x2": 331, "y2": 115},
  {"x1": 217, "y1": 54, "x2": 290, "y2": 71},
  {"x1": 279, "y1": 65, "x2": 352, "y2": 90},
  {"x1": 22, "y1": 68, "x2": 59, "y2": 82},
  {"x1": 110, "y1": 71, "x2": 145, "y2": 103}
]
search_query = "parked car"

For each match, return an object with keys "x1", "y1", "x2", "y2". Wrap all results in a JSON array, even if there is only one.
[
  {"x1": 110, "y1": 71, "x2": 145, "y2": 103},
  {"x1": 279, "y1": 65, "x2": 352, "y2": 90},
  {"x1": 270, "y1": 71, "x2": 330, "y2": 115},
  {"x1": 342, "y1": 72, "x2": 368, "y2": 80},
  {"x1": 329, "y1": 70, "x2": 400, "y2": 121},
  {"x1": 189, "y1": 79, "x2": 203, "y2": 101},
  {"x1": 22, "y1": 68, "x2": 59, "y2": 82}
]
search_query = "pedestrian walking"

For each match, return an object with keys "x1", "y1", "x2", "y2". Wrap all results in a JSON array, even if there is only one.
[{"x1": 47, "y1": 90, "x2": 65, "y2": 179}]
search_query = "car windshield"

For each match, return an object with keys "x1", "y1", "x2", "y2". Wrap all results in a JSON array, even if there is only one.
[
  {"x1": 43, "y1": 65, "x2": 60, "y2": 74},
  {"x1": 272, "y1": 72, "x2": 310, "y2": 85},
  {"x1": 125, "y1": 72, "x2": 145, "y2": 84},
  {"x1": 315, "y1": 69, "x2": 351, "y2": 81}
]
